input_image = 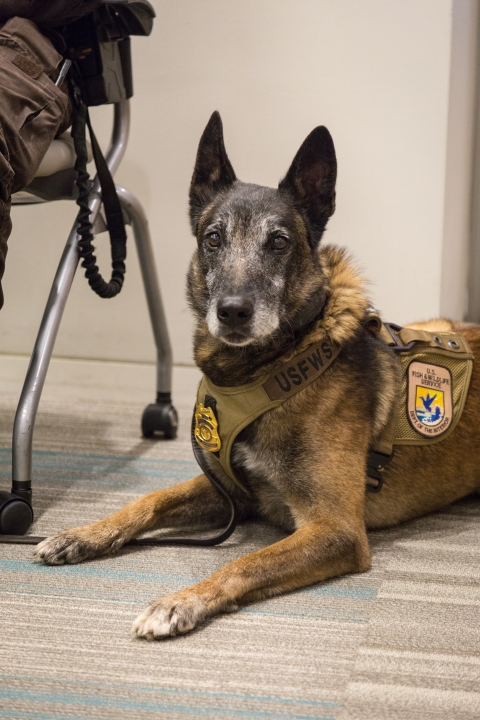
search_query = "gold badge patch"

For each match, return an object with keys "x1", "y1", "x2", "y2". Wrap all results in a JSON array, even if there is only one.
[
  {"x1": 407, "y1": 361, "x2": 453, "y2": 438},
  {"x1": 194, "y1": 402, "x2": 221, "y2": 452}
]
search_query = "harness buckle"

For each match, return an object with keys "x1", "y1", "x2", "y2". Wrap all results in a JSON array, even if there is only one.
[
  {"x1": 383, "y1": 322, "x2": 417, "y2": 353},
  {"x1": 366, "y1": 450, "x2": 393, "y2": 493}
]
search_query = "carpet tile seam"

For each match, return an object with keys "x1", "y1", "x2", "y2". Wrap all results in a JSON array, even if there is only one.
[{"x1": 357, "y1": 647, "x2": 480, "y2": 663}]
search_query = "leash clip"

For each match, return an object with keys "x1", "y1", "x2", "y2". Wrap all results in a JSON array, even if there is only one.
[
  {"x1": 384, "y1": 322, "x2": 417, "y2": 353},
  {"x1": 366, "y1": 450, "x2": 393, "y2": 493}
]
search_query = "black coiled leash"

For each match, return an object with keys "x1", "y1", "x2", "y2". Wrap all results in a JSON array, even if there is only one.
[
  {"x1": 0, "y1": 413, "x2": 239, "y2": 547},
  {"x1": 70, "y1": 76, "x2": 127, "y2": 298}
]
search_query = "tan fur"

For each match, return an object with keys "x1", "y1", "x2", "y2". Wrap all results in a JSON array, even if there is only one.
[
  {"x1": 405, "y1": 319, "x2": 454, "y2": 332},
  {"x1": 315, "y1": 245, "x2": 371, "y2": 347},
  {"x1": 34, "y1": 248, "x2": 480, "y2": 640}
]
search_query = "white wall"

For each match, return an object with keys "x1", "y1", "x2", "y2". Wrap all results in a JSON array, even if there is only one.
[
  {"x1": 0, "y1": 0, "x2": 471, "y2": 366},
  {"x1": 441, "y1": 0, "x2": 478, "y2": 319}
]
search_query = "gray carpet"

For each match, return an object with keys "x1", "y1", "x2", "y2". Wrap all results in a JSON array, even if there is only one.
[{"x1": 0, "y1": 357, "x2": 479, "y2": 719}]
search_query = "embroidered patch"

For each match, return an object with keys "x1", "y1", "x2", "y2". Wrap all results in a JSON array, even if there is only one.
[
  {"x1": 262, "y1": 339, "x2": 341, "y2": 401},
  {"x1": 12, "y1": 53, "x2": 43, "y2": 79},
  {"x1": 194, "y1": 402, "x2": 221, "y2": 452},
  {"x1": 407, "y1": 361, "x2": 453, "y2": 437}
]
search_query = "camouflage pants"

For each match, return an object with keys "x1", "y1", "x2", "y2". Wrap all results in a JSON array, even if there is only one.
[{"x1": 0, "y1": 16, "x2": 70, "y2": 309}]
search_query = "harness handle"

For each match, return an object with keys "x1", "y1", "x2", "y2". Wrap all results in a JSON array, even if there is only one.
[{"x1": 383, "y1": 323, "x2": 417, "y2": 353}]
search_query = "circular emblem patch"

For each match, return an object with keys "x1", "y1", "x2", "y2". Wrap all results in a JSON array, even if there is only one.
[{"x1": 407, "y1": 361, "x2": 453, "y2": 438}]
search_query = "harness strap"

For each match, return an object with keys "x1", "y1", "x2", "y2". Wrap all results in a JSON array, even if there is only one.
[
  {"x1": 379, "y1": 324, "x2": 472, "y2": 356},
  {"x1": 195, "y1": 337, "x2": 342, "y2": 492}
]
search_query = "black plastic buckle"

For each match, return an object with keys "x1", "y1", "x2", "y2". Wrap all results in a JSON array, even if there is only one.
[
  {"x1": 383, "y1": 322, "x2": 417, "y2": 353},
  {"x1": 366, "y1": 450, "x2": 393, "y2": 493}
]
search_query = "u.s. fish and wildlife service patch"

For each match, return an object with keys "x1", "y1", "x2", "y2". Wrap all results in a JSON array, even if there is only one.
[{"x1": 407, "y1": 361, "x2": 453, "y2": 438}]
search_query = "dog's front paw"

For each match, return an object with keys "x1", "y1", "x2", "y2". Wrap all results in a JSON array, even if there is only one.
[
  {"x1": 132, "y1": 592, "x2": 209, "y2": 640},
  {"x1": 34, "y1": 528, "x2": 124, "y2": 565}
]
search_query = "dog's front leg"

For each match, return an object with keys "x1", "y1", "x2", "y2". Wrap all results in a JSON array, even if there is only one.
[
  {"x1": 133, "y1": 516, "x2": 370, "y2": 639},
  {"x1": 35, "y1": 474, "x2": 235, "y2": 565}
]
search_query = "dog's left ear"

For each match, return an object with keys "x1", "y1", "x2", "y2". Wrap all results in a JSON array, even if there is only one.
[
  {"x1": 189, "y1": 111, "x2": 237, "y2": 233},
  {"x1": 279, "y1": 126, "x2": 337, "y2": 247}
]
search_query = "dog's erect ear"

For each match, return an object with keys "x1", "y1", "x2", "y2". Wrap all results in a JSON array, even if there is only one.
[
  {"x1": 189, "y1": 111, "x2": 237, "y2": 232},
  {"x1": 278, "y1": 126, "x2": 337, "y2": 247}
]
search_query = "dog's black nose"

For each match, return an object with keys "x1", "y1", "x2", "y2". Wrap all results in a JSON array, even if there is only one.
[{"x1": 217, "y1": 296, "x2": 253, "y2": 327}]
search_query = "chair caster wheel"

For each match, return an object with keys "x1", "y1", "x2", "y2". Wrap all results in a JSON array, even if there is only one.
[
  {"x1": 142, "y1": 400, "x2": 178, "y2": 439},
  {"x1": 0, "y1": 491, "x2": 33, "y2": 535}
]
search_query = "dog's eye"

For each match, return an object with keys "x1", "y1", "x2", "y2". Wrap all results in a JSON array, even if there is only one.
[
  {"x1": 271, "y1": 236, "x2": 289, "y2": 251},
  {"x1": 205, "y1": 232, "x2": 221, "y2": 249}
]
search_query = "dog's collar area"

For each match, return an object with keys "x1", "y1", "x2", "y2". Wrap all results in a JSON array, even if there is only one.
[{"x1": 284, "y1": 289, "x2": 328, "y2": 337}]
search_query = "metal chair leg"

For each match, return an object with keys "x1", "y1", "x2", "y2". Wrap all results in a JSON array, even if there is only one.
[
  {"x1": 0, "y1": 224, "x2": 83, "y2": 536},
  {"x1": 116, "y1": 186, "x2": 178, "y2": 439},
  {"x1": 11, "y1": 194, "x2": 103, "y2": 506},
  {"x1": 0, "y1": 102, "x2": 133, "y2": 536}
]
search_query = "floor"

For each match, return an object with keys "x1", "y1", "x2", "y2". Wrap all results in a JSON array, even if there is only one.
[{"x1": 0, "y1": 354, "x2": 479, "y2": 720}]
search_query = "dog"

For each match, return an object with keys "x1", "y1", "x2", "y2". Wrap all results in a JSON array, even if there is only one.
[{"x1": 35, "y1": 112, "x2": 480, "y2": 640}]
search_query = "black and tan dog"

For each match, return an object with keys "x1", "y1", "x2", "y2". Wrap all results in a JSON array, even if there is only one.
[{"x1": 35, "y1": 113, "x2": 480, "y2": 639}]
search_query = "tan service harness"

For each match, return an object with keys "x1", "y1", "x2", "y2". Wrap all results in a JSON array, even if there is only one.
[{"x1": 193, "y1": 320, "x2": 474, "y2": 494}]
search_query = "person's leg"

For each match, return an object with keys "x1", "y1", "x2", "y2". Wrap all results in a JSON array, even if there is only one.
[
  {"x1": 0, "y1": 16, "x2": 71, "y2": 308},
  {"x1": 0, "y1": 125, "x2": 12, "y2": 310}
]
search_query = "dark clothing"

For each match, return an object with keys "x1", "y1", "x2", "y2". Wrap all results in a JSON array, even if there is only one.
[
  {"x1": 0, "y1": 2, "x2": 101, "y2": 308},
  {"x1": 0, "y1": 1, "x2": 100, "y2": 27}
]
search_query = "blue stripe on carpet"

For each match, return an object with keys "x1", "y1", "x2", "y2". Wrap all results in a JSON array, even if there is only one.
[
  {"x1": 0, "y1": 690, "x2": 335, "y2": 719},
  {"x1": 0, "y1": 448, "x2": 199, "y2": 484},
  {"x1": 0, "y1": 675, "x2": 340, "y2": 708}
]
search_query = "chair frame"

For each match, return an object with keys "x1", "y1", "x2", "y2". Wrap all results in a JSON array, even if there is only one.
[{"x1": 8, "y1": 100, "x2": 175, "y2": 515}]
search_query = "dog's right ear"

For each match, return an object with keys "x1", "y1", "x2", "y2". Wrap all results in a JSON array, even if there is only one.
[{"x1": 189, "y1": 111, "x2": 237, "y2": 233}]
